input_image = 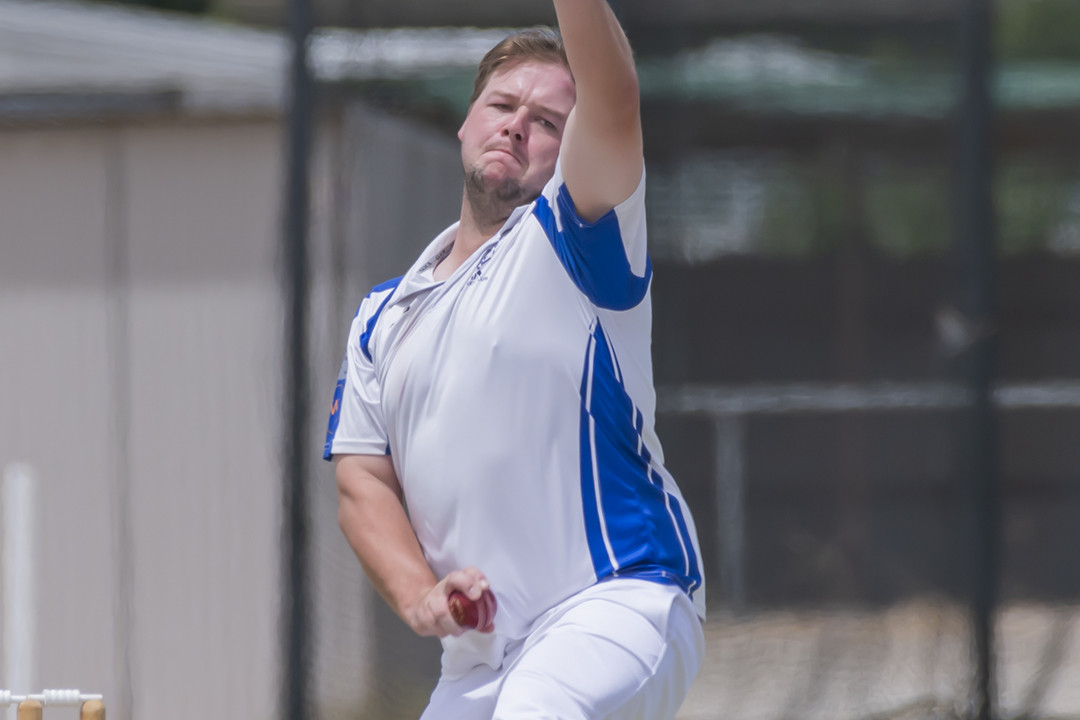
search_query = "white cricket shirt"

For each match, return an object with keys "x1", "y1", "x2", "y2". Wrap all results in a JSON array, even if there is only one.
[{"x1": 325, "y1": 159, "x2": 706, "y2": 677}]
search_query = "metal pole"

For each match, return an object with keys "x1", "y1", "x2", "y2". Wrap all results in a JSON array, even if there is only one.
[
  {"x1": 715, "y1": 417, "x2": 746, "y2": 611},
  {"x1": 283, "y1": 0, "x2": 314, "y2": 717},
  {"x1": 106, "y1": 129, "x2": 134, "y2": 720},
  {"x1": 956, "y1": 0, "x2": 999, "y2": 718}
]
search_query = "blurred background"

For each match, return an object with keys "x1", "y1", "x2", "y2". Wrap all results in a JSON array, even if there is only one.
[{"x1": 1, "y1": 0, "x2": 1079, "y2": 719}]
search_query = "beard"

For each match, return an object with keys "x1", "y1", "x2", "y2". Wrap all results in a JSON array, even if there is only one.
[{"x1": 464, "y1": 163, "x2": 539, "y2": 228}]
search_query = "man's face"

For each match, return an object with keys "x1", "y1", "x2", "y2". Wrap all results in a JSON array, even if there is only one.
[{"x1": 458, "y1": 60, "x2": 576, "y2": 209}]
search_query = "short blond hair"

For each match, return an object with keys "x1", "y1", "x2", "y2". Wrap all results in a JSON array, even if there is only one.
[{"x1": 469, "y1": 28, "x2": 572, "y2": 108}]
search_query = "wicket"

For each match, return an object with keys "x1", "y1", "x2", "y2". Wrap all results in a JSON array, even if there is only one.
[{"x1": 0, "y1": 690, "x2": 104, "y2": 720}]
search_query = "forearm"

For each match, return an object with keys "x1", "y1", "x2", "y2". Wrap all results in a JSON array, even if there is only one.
[
  {"x1": 337, "y1": 472, "x2": 438, "y2": 624},
  {"x1": 337, "y1": 456, "x2": 492, "y2": 637},
  {"x1": 552, "y1": 0, "x2": 639, "y2": 129},
  {"x1": 551, "y1": 0, "x2": 643, "y2": 220}
]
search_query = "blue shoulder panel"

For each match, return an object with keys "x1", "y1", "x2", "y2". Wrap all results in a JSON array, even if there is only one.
[
  {"x1": 322, "y1": 354, "x2": 349, "y2": 461},
  {"x1": 533, "y1": 185, "x2": 651, "y2": 311},
  {"x1": 359, "y1": 276, "x2": 403, "y2": 362},
  {"x1": 322, "y1": 276, "x2": 402, "y2": 461}
]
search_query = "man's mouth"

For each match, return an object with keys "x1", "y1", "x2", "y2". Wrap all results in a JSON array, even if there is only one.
[{"x1": 486, "y1": 147, "x2": 520, "y2": 163}]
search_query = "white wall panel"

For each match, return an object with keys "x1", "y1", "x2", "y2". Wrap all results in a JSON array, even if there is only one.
[
  {"x1": 122, "y1": 121, "x2": 282, "y2": 720},
  {"x1": 0, "y1": 119, "x2": 285, "y2": 720},
  {"x1": 0, "y1": 127, "x2": 117, "y2": 704}
]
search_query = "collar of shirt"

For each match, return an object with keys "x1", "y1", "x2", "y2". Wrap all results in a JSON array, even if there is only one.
[{"x1": 400, "y1": 203, "x2": 532, "y2": 299}]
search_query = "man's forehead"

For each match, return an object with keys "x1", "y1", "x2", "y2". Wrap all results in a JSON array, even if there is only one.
[{"x1": 484, "y1": 61, "x2": 576, "y2": 100}]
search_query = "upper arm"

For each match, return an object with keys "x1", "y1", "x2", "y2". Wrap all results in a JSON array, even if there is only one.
[
  {"x1": 559, "y1": 101, "x2": 643, "y2": 224},
  {"x1": 335, "y1": 453, "x2": 401, "y2": 503}
]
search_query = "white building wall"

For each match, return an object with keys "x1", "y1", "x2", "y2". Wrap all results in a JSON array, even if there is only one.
[
  {"x1": 121, "y1": 120, "x2": 282, "y2": 720},
  {"x1": 0, "y1": 125, "x2": 118, "y2": 704},
  {"x1": 0, "y1": 119, "x2": 284, "y2": 720},
  {"x1": 0, "y1": 82, "x2": 466, "y2": 720}
]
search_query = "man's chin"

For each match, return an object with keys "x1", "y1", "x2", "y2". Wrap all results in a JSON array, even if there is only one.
[
  {"x1": 468, "y1": 171, "x2": 521, "y2": 203},
  {"x1": 494, "y1": 180, "x2": 542, "y2": 207},
  {"x1": 481, "y1": 167, "x2": 520, "y2": 189}
]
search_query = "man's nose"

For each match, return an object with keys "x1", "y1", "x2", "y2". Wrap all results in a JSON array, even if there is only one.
[{"x1": 501, "y1": 109, "x2": 528, "y2": 142}]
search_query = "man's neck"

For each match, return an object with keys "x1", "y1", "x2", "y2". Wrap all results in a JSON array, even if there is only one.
[{"x1": 433, "y1": 191, "x2": 512, "y2": 281}]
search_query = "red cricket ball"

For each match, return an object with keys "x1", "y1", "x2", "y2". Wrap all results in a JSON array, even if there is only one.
[{"x1": 448, "y1": 589, "x2": 497, "y2": 630}]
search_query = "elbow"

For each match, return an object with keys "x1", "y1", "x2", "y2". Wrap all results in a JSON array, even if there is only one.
[
  {"x1": 337, "y1": 501, "x2": 356, "y2": 538},
  {"x1": 337, "y1": 475, "x2": 378, "y2": 540},
  {"x1": 334, "y1": 455, "x2": 403, "y2": 536},
  {"x1": 336, "y1": 465, "x2": 368, "y2": 532},
  {"x1": 584, "y1": 75, "x2": 641, "y2": 136},
  {"x1": 608, "y1": 70, "x2": 641, "y2": 121},
  {"x1": 617, "y1": 88, "x2": 641, "y2": 130},
  {"x1": 335, "y1": 459, "x2": 399, "y2": 532},
  {"x1": 337, "y1": 477, "x2": 358, "y2": 534},
  {"x1": 624, "y1": 63, "x2": 641, "y2": 98},
  {"x1": 612, "y1": 53, "x2": 640, "y2": 103}
]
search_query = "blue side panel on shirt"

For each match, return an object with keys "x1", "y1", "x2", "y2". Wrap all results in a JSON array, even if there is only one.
[
  {"x1": 533, "y1": 186, "x2": 652, "y2": 311},
  {"x1": 579, "y1": 348, "x2": 615, "y2": 579},
  {"x1": 667, "y1": 492, "x2": 703, "y2": 594},
  {"x1": 578, "y1": 323, "x2": 703, "y2": 598},
  {"x1": 322, "y1": 277, "x2": 402, "y2": 461}
]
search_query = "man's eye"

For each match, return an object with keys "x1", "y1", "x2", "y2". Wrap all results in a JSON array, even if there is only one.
[{"x1": 539, "y1": 118, "x2": 556, "y2": 130}]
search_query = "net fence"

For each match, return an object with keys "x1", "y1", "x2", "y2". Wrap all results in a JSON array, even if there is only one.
[
  {"x1": 3, "y1": 1, "x2": 1080, "y2": 719},
  {"x1": 305, "y1": 4, "x2": 1080, "y2": 718}
]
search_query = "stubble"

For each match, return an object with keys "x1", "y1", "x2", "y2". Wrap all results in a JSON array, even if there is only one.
[{"x1": 464, "y1": 164, "x2": 537, "y2": 230}]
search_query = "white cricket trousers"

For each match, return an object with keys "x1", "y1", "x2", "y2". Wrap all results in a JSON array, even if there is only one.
[{"x1": 419, "y1": 579, "x2": 705, "y2": 720}]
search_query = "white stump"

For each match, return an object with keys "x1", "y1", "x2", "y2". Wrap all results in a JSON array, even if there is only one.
[{"x1": 2, "y1": 464, "x2": 37, "y2": 720}]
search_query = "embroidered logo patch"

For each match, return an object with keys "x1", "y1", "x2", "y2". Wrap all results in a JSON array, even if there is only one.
[{"x1": 466, "y1": 244, "x2": 498, "y2": 287}]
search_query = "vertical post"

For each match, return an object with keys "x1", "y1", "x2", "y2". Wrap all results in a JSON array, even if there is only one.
[
  {"x1": 715, "y1": 416, "x2": 746, "y2": 611},
  {"x1": 2, "y1": 464, "x2": 37, "y2": 716},
  {"x1": 283, "y1": 0, "x2": 314, "y2": 718},
  {"x1": 956, "y1": 0, "x2": 999, "y2": 718},
  {"x1": 105, "y1": 126, "x2": 134, "y2": 720}
]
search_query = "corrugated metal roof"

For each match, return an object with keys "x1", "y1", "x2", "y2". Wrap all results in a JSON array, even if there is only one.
[
  {"x1": 0, "y1": 0, "x2": 288, "y2": 115},
  {"x1": 5, "y1": 0, "x2": 1079, "y2": 124},
  {"x1": 0, "y1": 0, "x2": 504, "y2": 119},
  {"x1": 219, "y1": 0, "x2": 960, "y2": 30}
]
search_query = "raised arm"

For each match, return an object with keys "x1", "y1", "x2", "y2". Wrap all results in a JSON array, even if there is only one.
[
  {"x1": 336, "y1": 454, "x2": 493, "y2": 636},
  {"x1": 554, "y1": 0, "x2": 643, "y2": 223}
]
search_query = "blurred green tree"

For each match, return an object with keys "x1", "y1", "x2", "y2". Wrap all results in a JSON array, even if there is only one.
[{"x1": 998, "y1": 0, "x2": 1080, "y2": 60}]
